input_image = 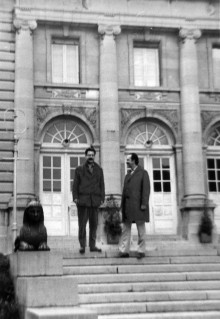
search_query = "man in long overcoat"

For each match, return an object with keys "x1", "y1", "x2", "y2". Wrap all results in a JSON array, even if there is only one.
[
  {"x1": 72, "y1": 146, "x2": 105, "y2": 254},
  {"x1": 119, "y1": 153, "x2": 150, "y2": 259}
]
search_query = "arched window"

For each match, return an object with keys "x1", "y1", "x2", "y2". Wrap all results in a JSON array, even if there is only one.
[
  {"x1": 127, "y1": 122, "x2": 170, "y2": 147},
  {"x1": 43, "y1": 118, "x2": 89, "y2": 147},
  {"x1": 207, "y1": 125, "x2": 220, "y2": 146}
]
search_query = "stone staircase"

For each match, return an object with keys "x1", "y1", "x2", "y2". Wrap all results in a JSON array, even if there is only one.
[{"x1": 62, "y1": 244, "x2": 220, "y2": 319}]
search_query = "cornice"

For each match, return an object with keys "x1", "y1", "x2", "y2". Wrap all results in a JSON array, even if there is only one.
[{"x1": 14, "y1": 6, "x2": 220, "y2": 31}]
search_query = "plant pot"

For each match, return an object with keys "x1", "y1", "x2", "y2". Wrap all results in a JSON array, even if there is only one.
[
  {"x1": 107, "y1": 233, "x2": 120, "y2": 245},
  {"x1": 199, "y1": 233, "x2": 212, "y2": 244}
]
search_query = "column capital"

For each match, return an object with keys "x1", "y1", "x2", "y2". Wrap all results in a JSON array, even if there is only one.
[
  {"x1": 13, "y1": 18, "x2": 37, "y2": 34},
  {"x1": 98, "y1": 24, "x2": 121, "y2": 37},
  {"x1": 179, "y1": 28, "x2": 202, "y2": 42}
]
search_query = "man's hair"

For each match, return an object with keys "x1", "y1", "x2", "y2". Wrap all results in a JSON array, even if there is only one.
[
  {"x1": 85, "y1": 145, "x2": 96, "y2": 156},
  {"x1": 130, "y1": 153, "x2": 139, "y2": 165}
]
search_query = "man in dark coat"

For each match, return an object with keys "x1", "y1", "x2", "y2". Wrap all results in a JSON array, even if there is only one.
[
  {"x1": 119, "y1": 153, "x2": 150, "y2": 259},
  {"x1": 72, "y1": 146, "x2": 105, "y2": 254}
]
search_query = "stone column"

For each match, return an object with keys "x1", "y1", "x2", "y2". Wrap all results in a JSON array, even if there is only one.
[
  {"x1": 98, "y1": 24, "x2": 121, "y2": 196},
  {"x1": 179, "y1": 28, "x2": 213, "y2": 240},
  {"x1": 13, "y1": 19, "x2": 37, "y2": 205}
]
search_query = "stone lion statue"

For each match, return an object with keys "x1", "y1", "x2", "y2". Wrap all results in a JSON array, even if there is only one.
[{"x1": 14, "y1": 199, "x2": 50, "y2": 252}]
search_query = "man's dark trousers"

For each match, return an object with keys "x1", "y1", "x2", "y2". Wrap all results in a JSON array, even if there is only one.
[{"x1": 77, "y1": 206, "x2": 98, "y2": 249}]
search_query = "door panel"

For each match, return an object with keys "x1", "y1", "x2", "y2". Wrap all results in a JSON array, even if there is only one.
[
  {"x1": 40, "y1": 154, "x2": 84, "y2": 236},
  {"x1": 41, "y1": 155, "x2": 65, "y2": 235},
  {"x1": 207, "y1": 157, "x2": 220, "y2": 232},
  {"x1": 68, "y1": 156, "x2": 85, "y2": 236},
  {"x1": 151, "y1": 157, "x2": 174, "y2": 234},
  {"x1": 134, "y1": 155, "x2": 176, "y2": 234}
]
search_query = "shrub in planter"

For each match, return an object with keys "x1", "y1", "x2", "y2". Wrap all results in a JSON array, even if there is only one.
[
  {"x1": 0, "y1": 253, "x2": 20, "y2": 319},
  {"x1": 103, "y1": 195, "x2": 122, "y2": 244}
]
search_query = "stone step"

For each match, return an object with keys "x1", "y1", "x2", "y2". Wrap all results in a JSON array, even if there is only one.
[
  {"x1": 26, "y1": 307, "x2": 97, "y2": 319},
  {"x1": 78, "y1": 280, "x2": 220, "y2": 294},
  {"x1": 63, "y1": 253, "x2": 220, "y2": 265},
  {"x1": 79, "y1": 290, "x2": 220, "y2": 304},
  {"x1": 98, "y1": 311, "x2": 220, "y2": 319},
  {"x1": 63, "y1": 247, "x2": 218, "y2": 260},
  {"x1": 64, "y1": 263, "x2": 220, "y2": 275},
  {"x1": 62, "y1": 246, "x2": 220, "y2": 318},
  {"x1": 82, "y1": 300, "x2": 220, "y2": 315},
  {"x1": 72, "y1": 271, "x2": 220, "y2": 284}
]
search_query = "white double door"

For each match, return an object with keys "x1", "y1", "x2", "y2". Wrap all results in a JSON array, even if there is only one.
[
  {"x1": 40, "y1": 152, "x2": 177, "y2": 236},
  {"x1": 40, "y1": 153, "x2": 84, "y2": 236},
  {"x1": 137, "y1": 154, "x2": 177, "y2": 234}
]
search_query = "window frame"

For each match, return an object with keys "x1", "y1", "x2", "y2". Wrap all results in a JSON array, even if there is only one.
[
  {"x1": 207, "y1": 37, "x2": 220, "y2": 90},
  {"x1": 133, "y1": 41, "x2": 161, "y2": 88},
  {"x1": 212, "y1": 45, "x2": 220, "y2": 90},
  {"x1": 46, "y1": 28, "x2": 86, "y2": 85},
  {"x1": 51, "y1": 38, "x2": 80, "y2": 84},
  {"x1": 128, "y1": 33, "x2": 163, "y2": 88}
]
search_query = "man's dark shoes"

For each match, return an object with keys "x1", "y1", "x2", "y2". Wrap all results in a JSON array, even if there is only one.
[
  {"x1": 137, "y1": 252, "x2": 145, "y2": 259},
  {"x1": 79, "y1": 247, "x2": 85, "y2": 254},
  {"x1": 119, "y1": 252, "x2": 129, "y2": 258},
  {"x1": 90, "y1": 247, "x2": 102, "y2": 253}
]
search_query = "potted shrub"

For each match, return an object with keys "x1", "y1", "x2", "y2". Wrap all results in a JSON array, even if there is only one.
[
  {"x1": 198, "y1": 200, "x2": 213, "y2": 244},
  {"x1": 0, "y1": 253, "x2": 20, "y2": 319},
  {"x1": 103, "y1": 195, "x2": 122, "y2": 244}
]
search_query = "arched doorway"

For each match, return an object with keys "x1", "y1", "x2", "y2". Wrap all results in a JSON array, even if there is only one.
[
  {"x1": 206, "y1": 123, "x2": 220, "y2": 233},
  {"x1": 125, "y1": 120, "x2": 177, "y2": 234},
  {"x1": 39, "y1": 117, "x2": 92, "y2": 236}
]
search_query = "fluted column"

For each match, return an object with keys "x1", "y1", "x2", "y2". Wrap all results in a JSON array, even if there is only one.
[
  {"x1": 13, "y1": 19, "x2": 37, "y2": 201},
  {"x1": 98, "y1": 24, "x2": 121, "y2": 195},
  {"x1": 179, "y1": 28, "x2": 205, "y2": 200}
]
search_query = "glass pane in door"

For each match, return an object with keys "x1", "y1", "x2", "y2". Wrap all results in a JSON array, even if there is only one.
[
  {"x1": 152, "y1": 157, "x2": 174, "y2": 233},
  {"x1": 68, "y1": 156, "x2": 85, "y2": 236},
  {"x1": 207, "y1": 157, "x2": 220, "y2": 232},
  {"x1": 41, "y1": 155, "x2": 64, "y2": 235}
]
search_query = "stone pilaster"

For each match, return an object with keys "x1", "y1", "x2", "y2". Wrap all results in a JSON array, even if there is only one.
[
  {"x1": 179, "y1": 28, "x2": 214, "y2": 241},
  {"x1": 13, "y1": 19, "x2": 37, "y2": 203},
  {"x1": 98, "y1": 24, "x2": 121, "y2": 195},
  {"x1": 179, "y1": 28, "x2": 204, "y2": 199}
]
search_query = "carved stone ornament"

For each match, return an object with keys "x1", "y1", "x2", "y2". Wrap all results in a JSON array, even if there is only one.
[
  {"x1": 201, "y1": 111, "x2": 220, "y2": 131},
  {"x1": 74, "y1": 107, "x2": 97, "y2": 128},
  {"x1": 121, "y1": 109, "x2": 145, "y2": 128},
  {"x1": 51, "y1": 89, "x2": 82, "y2": 99},
  {"x1": 13, "y1": 18, "x2": 37, "y2": 34},
  {"x1": 82, "y1": 0, "x2": 89, "y2": 9},
  {"x1": 132, "y1": 91, "x2": 168, "y2": 101},
  {"x1": 121, "y1": 108, "x2": 178, "y2": 134},
  {"x1": 98, "y1": 24, "x2": 121, "y2": 37},
  {"x1": 36, "y1": 105, "x2": 50, "y2": 127},
  {"x1": 36, "y1": 104, "x2": 97, "y2": 129},
  {"x1": 179, "y1": 28, "x2": 202, "y2": 42},
  {"x1": 154, "y1": 109, "x2": 179, "y2": 133}
]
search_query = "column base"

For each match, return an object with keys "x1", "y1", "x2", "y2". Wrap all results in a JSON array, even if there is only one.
[{"x1": 181, "y1": 196, "x2": 218, "y2": 243}]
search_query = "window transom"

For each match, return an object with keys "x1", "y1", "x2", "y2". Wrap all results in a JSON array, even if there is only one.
[
  {"x1": 207, "y1": 125, "x2": 220, "y2": 146},
  {"x1": 127, "y1": 122, "x2": 169, "y2": 147},
  {"x1": 43, "y1": 119, "x2": 88, "y2": 147}
]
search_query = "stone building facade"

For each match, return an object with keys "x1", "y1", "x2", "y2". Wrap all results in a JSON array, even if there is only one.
[{"x1": 0, "y1": 0, "x2": 220, "y2": 253}]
